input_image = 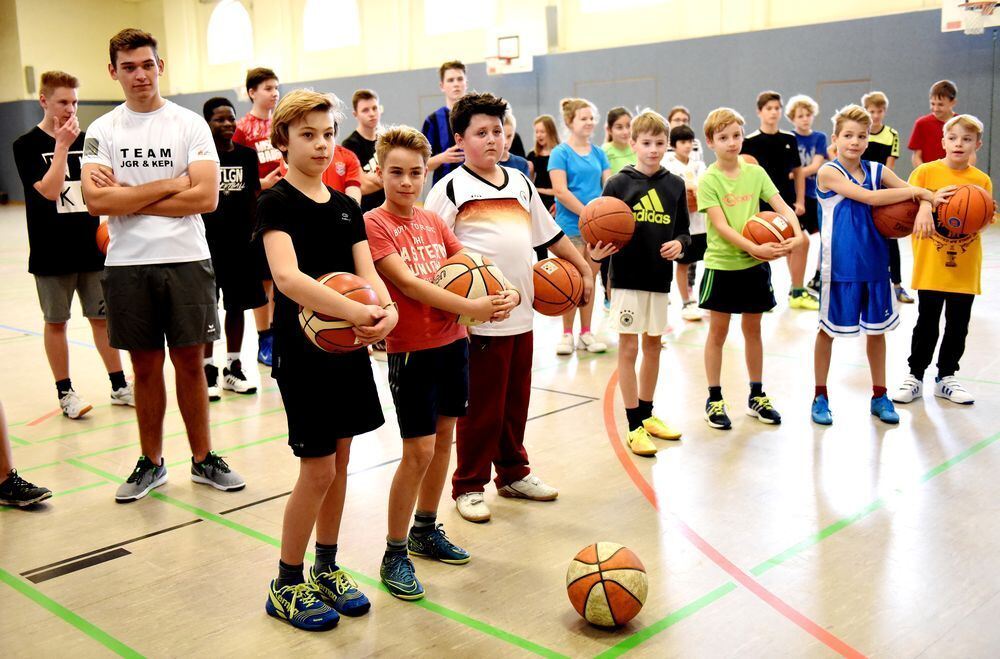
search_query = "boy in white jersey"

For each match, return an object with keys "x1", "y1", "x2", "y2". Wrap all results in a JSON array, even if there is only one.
[
  {"x1": 82, "y1": 28, "x2": 245, "y2": 502},
  {"x1": 662, "y1": 123, "x2": 707, "y2": 321},
  {"x1": 425, "y1": 93, "x2": 592, "y2": 523}
]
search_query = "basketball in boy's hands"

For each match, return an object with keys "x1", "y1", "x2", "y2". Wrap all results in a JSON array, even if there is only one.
[
  {"x1": 299, "y1": 272, "x2": 380, "y2": 353},
  {"x1": 686, "y1": 188, "x2": 698, "y2": 213},
  {"x1": 96, "y1": 221, "x2": 110, "y2": 255},
  {"x1": 533, "y1": 258, "x2": 583, "y2": 316},
  {"x1": 433, "y1": 252, "x2": 507, "y2": 326},
  {"x1": 579, "y1": 197, "x2": 635, "y2": 249},
  {"x1": 566, "y1": 542, "x2": 647, "y2": 627},
  {"x1": 936, "y1": 184, "x2": 996, "y2": 237},
  {"x1": 741, "y1": 211, "x2": 794, "y2": 245},
  {"x1": 741, "y1": 154, "x2": 759, "y2": 166},
  {"x1": 872, "y1": 199, "x2": 919, "y2": 238}
]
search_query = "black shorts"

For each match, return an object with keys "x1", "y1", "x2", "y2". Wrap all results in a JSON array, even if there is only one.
[
  {"x1": 699, "y1": 263, "x2": 776, "y2": 314},
  {"x1": 102, "y1": 260, "x2": 220, "y2": 350},
  {"x1": 213, "y1": 258, "x2": 268, "y2": 312},
  {"x1": 677, "y1": 233, "x2": 707, "y2": 265},
  {"x1": 388, "y1": 338, "x2": 469, "y2": 439},
  {"x1": 800, "y1": 197, "x2": 820, "y2": 234},
  {"x1": 276, "y1": 349, "x2": 385, "y2": 457}
]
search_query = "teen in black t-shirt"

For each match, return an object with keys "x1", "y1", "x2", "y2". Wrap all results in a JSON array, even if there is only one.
[{"x1": 342, "y1": 130, "x2": 385, "y2": 212}]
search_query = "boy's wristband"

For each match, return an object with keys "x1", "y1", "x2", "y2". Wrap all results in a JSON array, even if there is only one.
[{"x1": 382, "y1": 301, "x2": 397, "y2": 310}]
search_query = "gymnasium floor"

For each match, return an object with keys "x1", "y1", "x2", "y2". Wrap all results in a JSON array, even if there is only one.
[{"x1": 2, "y1": 202, "x2": 1000, "y2": 658}]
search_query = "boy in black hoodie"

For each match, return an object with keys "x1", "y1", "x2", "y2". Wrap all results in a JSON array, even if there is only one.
[{"x1": 601, "y1": 110, "x2": 691, "y2": 457}]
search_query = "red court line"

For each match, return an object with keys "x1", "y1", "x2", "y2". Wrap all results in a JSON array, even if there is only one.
[
  {"x1": 26, "y1": 408, "x2": 61, "y2": 427},
  {"x1": 602, "y1": 371, "x2": 865, "y2": 658}
]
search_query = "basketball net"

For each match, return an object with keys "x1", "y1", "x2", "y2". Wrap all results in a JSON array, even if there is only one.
[{"x1": 960, "y1": 1, "x2": 996, "y2": 35}]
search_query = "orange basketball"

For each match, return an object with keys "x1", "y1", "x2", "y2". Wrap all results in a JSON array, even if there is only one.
[
  {"x1": 872, "y1": 199, "x2": 919, "y2": 239},
  {"x1": 936, "y1": 184, "x2": 996, "y2": 237},
  {"x1": 741, "y1": 154, "x2": 759, "y2": 166},
  {"x1": 741, "y1": 211, "x2": 794, "y2": 245},
  {"x1": 432, "y1": 252, "x2": 507, "y2": 326},
  {"x1": 96, "y1": 221, "x2": 110, "y2": 255},
  {"x1": 566, "y1": 542, "x2": 647, "y2": 627},
  {"x1": 579, "y1": 197, "x2": 635, "y2": 250},
  {"x1": 299, "y1": 272, "x2": 380, "y2": 353},
  {"x1": 686, "y1": 188, "x2": 698, "y2": 213},
  {"x1": 532, "y1": 258, "x2": 583, "y2": 316}
]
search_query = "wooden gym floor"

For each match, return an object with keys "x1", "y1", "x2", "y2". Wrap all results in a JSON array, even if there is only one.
[{"x1": 2, "y1": 203, "x2": 1000, "y2": 658}]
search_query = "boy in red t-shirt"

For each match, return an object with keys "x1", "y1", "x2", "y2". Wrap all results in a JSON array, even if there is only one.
[
  {"x1": 365, "y1": 126, "x2": 517, "y2": 600},
  {"x1": 322, "y1": 144, "x2": 362, "y2": 204},
  {"x1": 908, "y1": 80, "x2": 958, "y2": 168}
]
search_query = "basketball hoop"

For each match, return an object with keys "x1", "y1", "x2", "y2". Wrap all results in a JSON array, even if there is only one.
[{"x1": 958, "y1": 1, "x2": 998, "y2": 34}]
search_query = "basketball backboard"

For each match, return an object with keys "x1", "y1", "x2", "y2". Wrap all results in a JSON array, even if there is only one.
[{"x1": 941, "y1": 1, "x2": 1000, "y2": 34}]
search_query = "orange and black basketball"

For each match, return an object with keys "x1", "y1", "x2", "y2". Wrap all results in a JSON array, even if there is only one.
[
  {"x1": 937, "y1": 184, "x2": 996, "y2": 237},
  {"x1": 686, "y1": 188, "x2": 698, "y2": 213},
  {"x1": 741, "y1": 211, "x2": 794, "y2": 245},
  {"x1": 532, "y1": 258, "x2": 583, "y2": 316},
  {"x1": 96, "y1": 222, "x2": 110, "y2": 255},
  {"x1": 433, "y1": 252, "x2": 507, "y2": 326},
  {"x1": 566, "y1": 542, "x2": 648, "y2": 627},
  {"x1": 579, "y1": 197, "x2": 635, "y2": 250},
  {"x1": 299, "y1": 272, "x2": 379, "y2": 353},
  {"x1": 872, "y1": 199, "x2": 919, "y2": 238}
]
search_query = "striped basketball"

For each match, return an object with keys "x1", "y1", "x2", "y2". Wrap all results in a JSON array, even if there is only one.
[
  {"x1": 298, "y1": 272, "x2": 380, "y2": 353},
  {"x1": 432, "y1": 252, "x2": 507, "y2": 326},
  {"x1": 566, "y1": 542, "x2": 647, "y2": 627},
  {"x1": 872, "y1": 199, "x2": 919, "y2": 238},
  {"x1": 741, "y1": 210, "x2": 794, "y2": 245},
  {"x1": 532, "y1": 257, "x2": 583, "y2": 316},
  {"x1": 936, "y1": 184, "x2": 996, "y2": 237},
  {"x1": 96, "y1": 221, "x2": 110, "y2": 255}
]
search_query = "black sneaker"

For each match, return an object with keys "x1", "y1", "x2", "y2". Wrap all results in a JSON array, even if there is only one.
[
  {"x1": 747, "y1": 395, "x2": 782, "y2": 425},
  {"x1": 222, "y1": 360, "x2": 257, "y2": 395},
  {"x1": 705, "y1": 399, "x2": 732, "y2": 429},
  {"x1": 205, "y1": 364, "x2": 221, "y2": 402},
  {"x1": 806, "y1": 274, "x2": 821, "y2": 296},
  {"x1": 0, "y1": 470, "x2": 52, "y2": 507}
]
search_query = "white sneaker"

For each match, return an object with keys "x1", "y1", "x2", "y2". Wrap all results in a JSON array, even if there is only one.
[
  {"x1": 681, "y1": 300, "x2": 703, "y2": 321},
  {"x1": 891, "y1": 375, "x2": 922, "y2": 404},
  {"x1": 110, "y1": 383, "x2": 135, "y2": 407},
  {"x1": 577, "y1": 332, "x2": 607, "y2": 354},
  {"x1": 556, "y1": 333, "x2": 574, "y2": 356},
  {"x1": 59, "y1": 389, "x2": 92, "y2": 420},
  {"x1": 456, "y1": 492, "x2": 491, "y2": 523},
  {"x1": 205, "y1": 364, "x2": 221, "y2": 402},
  {"x1": 222, "y1": 361, "x2": 257, "y2": 395},
  {"x1": 497, "y1": 474, "x2": 558, "y2": 501},
  {"x1": 934, "y1": 376, "x2": 974, "y2": 405}
]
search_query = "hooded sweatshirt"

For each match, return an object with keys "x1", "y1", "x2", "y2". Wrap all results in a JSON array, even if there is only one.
[{"x1": 602, "y1": 164, "x2": 691, "y2": 293}]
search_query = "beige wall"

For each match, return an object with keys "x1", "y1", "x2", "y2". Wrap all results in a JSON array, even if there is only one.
[{"x1": 0, "y1": 0, "x2": 25, "y2": 101}]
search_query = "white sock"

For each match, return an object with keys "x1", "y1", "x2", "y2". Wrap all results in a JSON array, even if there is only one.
[{"x1": 227, "y1": 352, "x2": 240, "y2": 368}]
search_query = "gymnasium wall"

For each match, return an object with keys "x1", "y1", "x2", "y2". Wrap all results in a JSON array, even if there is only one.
[{"x1": 1, "y1": 9, "x2": 996, "y2": 202}]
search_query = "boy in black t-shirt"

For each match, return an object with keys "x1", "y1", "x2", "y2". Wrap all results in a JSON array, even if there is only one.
[
  {"x1": 201, "y1": 97, "x2": 266, "y2": 400},
  {"x1": 11, "y1": 70, "x2": 132, "y2": 419},
  {"x1": 341, "y1": 89, "x2": 385, "y2": 212}
]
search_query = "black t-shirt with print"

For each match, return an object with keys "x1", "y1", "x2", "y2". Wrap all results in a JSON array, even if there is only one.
[
  {"x1": 741, "y1": 129, "x2": 800, "y2": 205},
  {"x1": 202, "y1": 143, "x2": 260, "y2": 269},
  {"x1": 341, "y1": 130, "x2": 385, "y2": 212}
]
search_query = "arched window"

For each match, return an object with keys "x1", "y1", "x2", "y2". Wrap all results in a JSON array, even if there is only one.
[
  {"x1": 303, "y1": 0, "x2": 362, "y2": 52},
  {"x1": 207, "y1": 0, "x2": 254, "y2": 65}
]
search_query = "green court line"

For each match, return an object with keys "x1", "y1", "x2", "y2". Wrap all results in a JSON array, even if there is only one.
[
  {"x1": 1, "y1": 482, "x2": 109, "y2": 512},
  {"x1": 0, "y1": 566, "x2": 144, "y2": 658},
  {"x1": 165, "y1": 433, "x2": 289, "y2": 468},
  {"x1": 19, "y1": 460, "x2": 62, "y2": 473},
  {"x1": 8, "y1": 433, "x2": 30, "y2": 446},
  {"x1": 64, "y1": 459, "x2": 568, "y2": 658}
]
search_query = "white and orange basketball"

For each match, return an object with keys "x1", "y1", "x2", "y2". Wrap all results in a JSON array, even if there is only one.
[
  {"x1": 432, "y1": 252, "x2": 508, "y2": 326},
  {"x1": 566, "y1": 542, "x2": 648, "y2": 627},
  {"x1": 741, "y1": 210, "x2": 794, "y2": 245},
  {"x1": 299, "y1": 272, "x2": 380, "y2": 353}
]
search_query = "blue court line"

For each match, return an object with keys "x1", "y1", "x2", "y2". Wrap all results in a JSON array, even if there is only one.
[{"x1": 0, "y1": 323, "x2": 97, "y2": 349}]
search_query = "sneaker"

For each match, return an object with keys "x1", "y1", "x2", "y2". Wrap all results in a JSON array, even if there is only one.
[
  {"x1": 455, "y1": 492, "x2": 491, "y2": 522},
  {"x1": 115, "y1": 456, "x2": 167, "y2": 503},
  {"x1": 257, "y1": 333, "x2": 273, "y2": 367},
  {"x1": 222, "y1": 360, "x2": 257, "y2": 395},
  {"x1": 110, "y1": 383, "x2": 135, "y2": 407},
  {"x1": 626, "y1": 427, "x2": 657, "y2": 456},
  {"x1": 895, "y1": 286, "x2": 914, "y2": 304},
  {"x1": 380, "y1": 553, "x2": 424, "y2": 600},
  {"x1": 788, "y1": 289, "x2": 819, "y2": 311},
  {"x1": 891, "y1": 375, "x2": 922, "y2": 403},
  {"x1": 643, "y1": 416, "x2": 681, "y2": 440},
  {"x1": 309, "y1": 566, "x2": 371, "y2": 616},
  {"x1": 747, "y1": 395, "x2": 782, "y2": 425},
  {"x1": 806, "y1": 274, "x2": 821, "y2": 297},
  {"x1": 497, "y1": 474, "x2": 558, "y2": 501},
  {"x1": 603, "y1": 298, "x2": 611, "y2": 311},
  {"x1": 556, "y1": 333, "x2": 574, "y2": 356},
  {"x1": 408, "y1": 524, "x2": 471, "y2": 564},
  {"x1": 59, "y1": 389, "x2": 92, "y2": 420},
  {"x1": 577, "y1": 332, "x2": 607, "y2": 353},
  {"x1": 870, "y1": 394, "x2": 900, "y2": 424},
  {"x1": 811, "y1": 395, "x2": 833, "y2": 425},
  {"x1": 265, "y1": 580, "x2": 339, "y2": 631},
  {"x1": 0, "y1": 470, "x2": 52, "y2": 507},
  {"x1": 191, "y1": 452, "x2": 246, "y2": 491},
  {"x1": 705, "y1": 399, "x2": 732, "y2": 430},
  {"x1": 681, "y1": 300, "x2": 703, "y2": 321},
  {"x1": 934, "y1": 376, "x2": 975, "y2": 405},
  {"x1": 205, "y1": 364, "x2": 221, "y2": 402}
]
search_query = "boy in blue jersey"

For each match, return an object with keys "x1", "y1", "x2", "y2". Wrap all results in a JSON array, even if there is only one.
[
  {"x1": 786, "y1": 95, "x2": 827, "y2": 296},
  {"x1": 422, "y1": 60, "x2": 467, "y2": 184},
  {"x1": 811, "y1": 105, "x2": 936, "y2": 426}
]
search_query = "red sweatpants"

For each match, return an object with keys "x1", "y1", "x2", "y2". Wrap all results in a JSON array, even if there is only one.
[{"x1": 452, "y1": 331, "x2": 533, "y2": 498}]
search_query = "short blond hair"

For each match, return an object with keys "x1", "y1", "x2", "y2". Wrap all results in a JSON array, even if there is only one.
[
  {"x1": 831, "y1": 104, "x2": 872, "y2": 136},
  {"x1": 944, "y1": 114, "x2": 984, "y2": 138},
  {"x1": 560, "y1": 98, "x2": 593, "y2": 127},
  {"x1": 630, "y1": 110, "x2": 668, "y2": 140},
  {"x1": 861, "y1": 91, "x2": 888, "y2": 110},
  {"x1": 376, "y1": 125, "x2": 432, "y2": 166},
  {"x1": 785, "y1": 94, "x2": 818, "y2": 121},
  {"x1": 703, "y1": 107, "x2": 744, "y2": 141},
  {"x1": 270, "y1": 89, "x2": 342, "y2": 158},
  {"x1": 40, "y1": 71, "x2": 79, "y2": 98}
]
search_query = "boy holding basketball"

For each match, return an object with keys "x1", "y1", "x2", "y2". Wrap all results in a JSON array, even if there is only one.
[
  {"x1": 601, "y1": 111, "x2": 690, "y2": 456},
  {"x1": 425, "y1": 92, "x2": 593, "y2": 523},
  {"x1": 892, "y1": 115, "x2": 992, "y2": 407},
  {"x1": 698, "y1": 108, "x2": 804, "y2": 429},
  {"x1": 662, "y1": 123, "x2": 707, "y2": 321},
  {"x1": 257, "y1": 90, "x2": 397, "y2": 630}
]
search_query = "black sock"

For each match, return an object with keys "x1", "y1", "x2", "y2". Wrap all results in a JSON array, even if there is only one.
[
  {"x1": 749, "y1": 382, "x2": 764, "y2": 398},
  {"x1": 638, "y1": 399, "x2": 654, "y2": 420},
  {"x1": 708, "y1": 386, "x2": 723, "y2": 402},
  {"x1": 410, "y1": 510, "x2": 436, "y2": 536},
  {"x1": 108, "y1": 371, "x2": 127, "y2": 391},
  {"x1": 625, "y1": 407, "x2": 644, "y2": 431},
  {"x1": 276, "y1": 560, "x2": 304, "y2": 588},
  {"x1": 55, "y1": 378, "x2": 72, "y2": 398},
  {"x1": 314, "y1": 542, "x2": 338, "y2": 573},
  {"x1": 385, "y1": 537, "x2": 407, "y2": 556}
]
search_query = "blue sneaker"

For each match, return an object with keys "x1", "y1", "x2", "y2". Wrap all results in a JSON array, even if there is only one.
[
  {"x1": 309, "y1": 566, "x2": 371, "y2": 616},
  {"x1": 265, "y1": 579, "x2": 339, "y2": 631},
  {"x1": 408, "y1": 524, "x2": 471, "y2": 565},
  {"x1": 811, "y1": 395, "x2": 833, "y2": 425},
  {"x1": 870, "y1": 394, "x2": 899, "y2": 425},
  {"x1": 380, "y1": 552, "x2": 425, "y2": 600},
  {"x1": 257, "y1": 333, "x2": 273, "y2": 367}
]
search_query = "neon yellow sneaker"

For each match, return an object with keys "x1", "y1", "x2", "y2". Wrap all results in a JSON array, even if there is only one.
[
  {"x1": 788, "y1": 290, "x2": 819, "y2": 310},
  {"x1": 626, "y1": 427, "x2": 657, "y2": 456},
  {"x1": 643, "y1": 416, "x2": 682, "y2": 440}
]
